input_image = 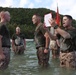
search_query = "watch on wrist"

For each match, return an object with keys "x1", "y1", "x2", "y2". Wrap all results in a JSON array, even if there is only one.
[
  {"x1": 54, "y1": 25, "x2": 59, "y2": 29},
  {"x1": 45, "y1": 47, "x2": 49, "y2": 50}
]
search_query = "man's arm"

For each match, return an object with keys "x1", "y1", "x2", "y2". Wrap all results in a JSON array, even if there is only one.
[
  {"x1": 22, "y1": 34, "x2": 26, "y2": 49},
  {"x1": 48, "y1": 19, "x2": 71, "y2": 39},
  {"x1": 46, "y1": 29, "x2": 57, "y2": 40},
  {"x1": 46, "y1": 26, "x2": 71, "y2": 41},
  {"x1": 44, "y1": 32, "x2": 50, "y2": 49},
  {"x1": 48, "y1": 18, "x2": 71, "y2": 39},
  {"x1": 55, "y1": 27, "x2": 70, "y2": 39},
  {"x1": 11, "y1": 40, "x2": 16, "y2": 51},
  {"x1": 0, "y1": 35, "x2": 5, "y2": 60},
  {"x1": 0, "y1": 35, "x2": 3, "y2": 53},
  {"x1": 24, "y1": 39, "x2": 26, "y2": 49},
  {"x1": 44, "y1": 32, "x2": 50, "y2": 53}
]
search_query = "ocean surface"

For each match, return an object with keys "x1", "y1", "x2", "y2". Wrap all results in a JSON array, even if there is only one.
[{"x1": 0, "y1": 40, "x2": 76, "y2": 75}]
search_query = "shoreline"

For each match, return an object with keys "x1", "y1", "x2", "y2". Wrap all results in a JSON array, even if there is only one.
[{"x1": 10, "y1": 39, "x2": 34, "y2": 42}]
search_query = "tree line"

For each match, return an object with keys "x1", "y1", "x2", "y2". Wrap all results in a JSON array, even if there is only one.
[{"x1": 0, "y1": 7, "x2": 76, "y2": 39}]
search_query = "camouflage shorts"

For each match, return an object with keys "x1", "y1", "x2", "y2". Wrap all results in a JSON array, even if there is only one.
[
  {"x1": 60, "y1": 51, "x2": 76, "y2": 68},
  {"x1": 14, "y1": 45, "x2": 25, "y2": 54},
  {"x1": 37, "y1": 47, "x2": 50, "y2": 67},
  {"x1": 0, "y1": 47, "x2": 10, "y2": 70},
  {"x1": 52, "y1": 47, "x2": 60, "y2": 58}
]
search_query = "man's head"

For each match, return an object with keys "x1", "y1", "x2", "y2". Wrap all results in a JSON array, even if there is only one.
[
  {"x1": 0, "y1": 11, "x2": 10, "y2": 22},
  {"x1": 16, "y1": 26, "x2": 21, "y2": 34},
  {"x1": 63, "y1": 15, "x2": 73, "y2": 28},
  {"x1": 32, "y1": 14, "x2": 41, "y2": 25}
]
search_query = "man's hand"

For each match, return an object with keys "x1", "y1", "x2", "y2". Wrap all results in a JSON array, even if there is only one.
[
  {"x1": 49, "y1": 18, "x2": 56, "y2": 27},
  {"x1": 0, "y1": 53, "x2": 5, "y2": 60},
  {"x1": 44, "y1": 49, "x2": 48, "y2": 53}
]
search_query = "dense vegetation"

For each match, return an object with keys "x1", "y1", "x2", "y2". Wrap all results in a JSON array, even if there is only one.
[{"x1": 0, "y1": 7, "x2": 76, "y2": 39}]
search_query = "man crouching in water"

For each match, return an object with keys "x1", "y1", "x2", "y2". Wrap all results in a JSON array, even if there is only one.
[
  {"x1": 0, "y1": 11, "x2": 11, "y2": 70},
  {"x1": 12, "y1": 26, "x2": 26, "y2": 54},
  {"x1": 32, "y1": 14, "x2": 50, "y2": 67}
]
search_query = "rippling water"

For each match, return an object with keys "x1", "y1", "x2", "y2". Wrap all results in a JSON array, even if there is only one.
[{"x1": 0, "y1": 41, "x2": 76, "y2": 75}]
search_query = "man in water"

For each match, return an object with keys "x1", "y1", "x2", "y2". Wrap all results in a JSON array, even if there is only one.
[
  {"x1": 12, "y1": 26, "x2": 26, "y2": 54},
  {"x1": 32, "y1": 14, "x2": 50, "y2": 67},
  {"x1": 0, "y1": 11, "x2": 11, "y2": 70}
]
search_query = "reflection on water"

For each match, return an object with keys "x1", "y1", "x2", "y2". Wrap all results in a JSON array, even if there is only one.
[{"x1": 0, "y1": 41, "x2": 76, "y2": 75}]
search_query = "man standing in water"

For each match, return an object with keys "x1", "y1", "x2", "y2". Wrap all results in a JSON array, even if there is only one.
[
  {"x1": 48, "y1": 15, "x2": 76, "y2": 68},
  {"x1": 0, "y1": 11, "x2": 11, "y2": 70},
  {"x1": 12, "y1": 26, "x2": 26, "y2": 54},
  {"x1": 32, "y1": 14, "x2": 50, "y2": 67}
]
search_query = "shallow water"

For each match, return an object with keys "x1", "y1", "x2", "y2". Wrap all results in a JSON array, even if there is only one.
[{"x1": 0, "y1": 41, "x2": 76, "y2": 75}]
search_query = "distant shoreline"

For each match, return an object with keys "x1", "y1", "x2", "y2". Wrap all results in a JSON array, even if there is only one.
[
  {"x1": 10, "y1": 39, "x2": 34, "y2": 42},
  {"x1": 25, "y1": 39, "x2": 34, "y2": 41}
]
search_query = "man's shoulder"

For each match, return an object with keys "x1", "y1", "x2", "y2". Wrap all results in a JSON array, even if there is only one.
[
  {"x1": 20, "y1": 33, "x2": 25, "y2": 37},
  {"x1": 39, "y1": 23, "x2": 45, "y2": 29},
  {"x1": 12, "y1": 33, "x2": 17, "y2": 37},
  {"x1": 35, "y1": 23, "x2": 42, "y2": 30},
  {"x1": 37, "y1": 22, "x2": 43, "y2": 26},
  {"x1": 71, "y1": 28, "x2": 76, "y2": 33},
  {"x1": 20, "y1": 33, "x2": 24, "y2": 35}
]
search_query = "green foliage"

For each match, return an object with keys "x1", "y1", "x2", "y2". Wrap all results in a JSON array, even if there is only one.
[{"x1": 0, "y1": 7, "x2": 76, "y2": 39}]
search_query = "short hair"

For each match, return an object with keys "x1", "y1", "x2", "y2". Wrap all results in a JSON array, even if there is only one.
[
  {"x1": 0, "y1": 11, "x2": 10, "y2": 18},
  {"x1": 63, "y1": 15, "x2": 73, "y2": 20},
  {"x1": 5, "y1": 11, "x2": 10, "y2": 16},
  {"x1": 16, "y1": 26, "x2": 20, "y2": 30},
  {"x1": 34, "y1": 13, "x2": 41, "y2": 17},
  {"x1": 33, "y1": 13, "x2": 42, "y2": 20}
]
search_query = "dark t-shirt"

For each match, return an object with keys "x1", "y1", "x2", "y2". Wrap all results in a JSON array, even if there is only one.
[
  {"x1": 12, "y1": 33, "x2": 25, "y2": 46},
  {"x1": 57, "y1": 28, "x2": 76, "y2": 51},
  {"x1": 34, "y1": 22, "x2": 46, "y2": 49},
  {"x1": 0, "y1": 24, "x2": 10, "y2": 47}
]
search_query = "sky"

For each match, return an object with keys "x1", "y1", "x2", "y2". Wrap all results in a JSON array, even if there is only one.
[{"x1": 0, "y1": 0, "x2": 76, "y2": 20}]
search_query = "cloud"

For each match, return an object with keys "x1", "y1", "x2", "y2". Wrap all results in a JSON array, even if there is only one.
[
  {"x1": 0, "y1": 0, "x2": 76, "y2": 19},
  {"x1": 28, "y1": 3, "x2": 34, "y2": 8},
  {"x1": 34, "y1": 0, "x2": 42, "y2": 3},
  {"x1": 19, "y1": 0, "x2": 28, "y2": 7},
  {"x1": 50, "y1": 0, "x2": 76, "y2": 19},
  {"x1": 0, "y1": 0, "x2": 13, "y2": 7}
]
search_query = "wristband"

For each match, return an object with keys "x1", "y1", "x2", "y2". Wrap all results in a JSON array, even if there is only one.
[
  {"x1": 54, "y1": 25, "x2": 59, "y2": 29},
  {"x1": 45, "y1": 48, "x2": 49, "y2": 50}
]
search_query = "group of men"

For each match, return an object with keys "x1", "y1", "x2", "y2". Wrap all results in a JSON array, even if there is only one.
[
  {"x1": 32, "y1": 14, "x2": 76, "y2": 68},
  {"x1": 0, "y1": 10, "x2": 76, "y2": 70}
]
